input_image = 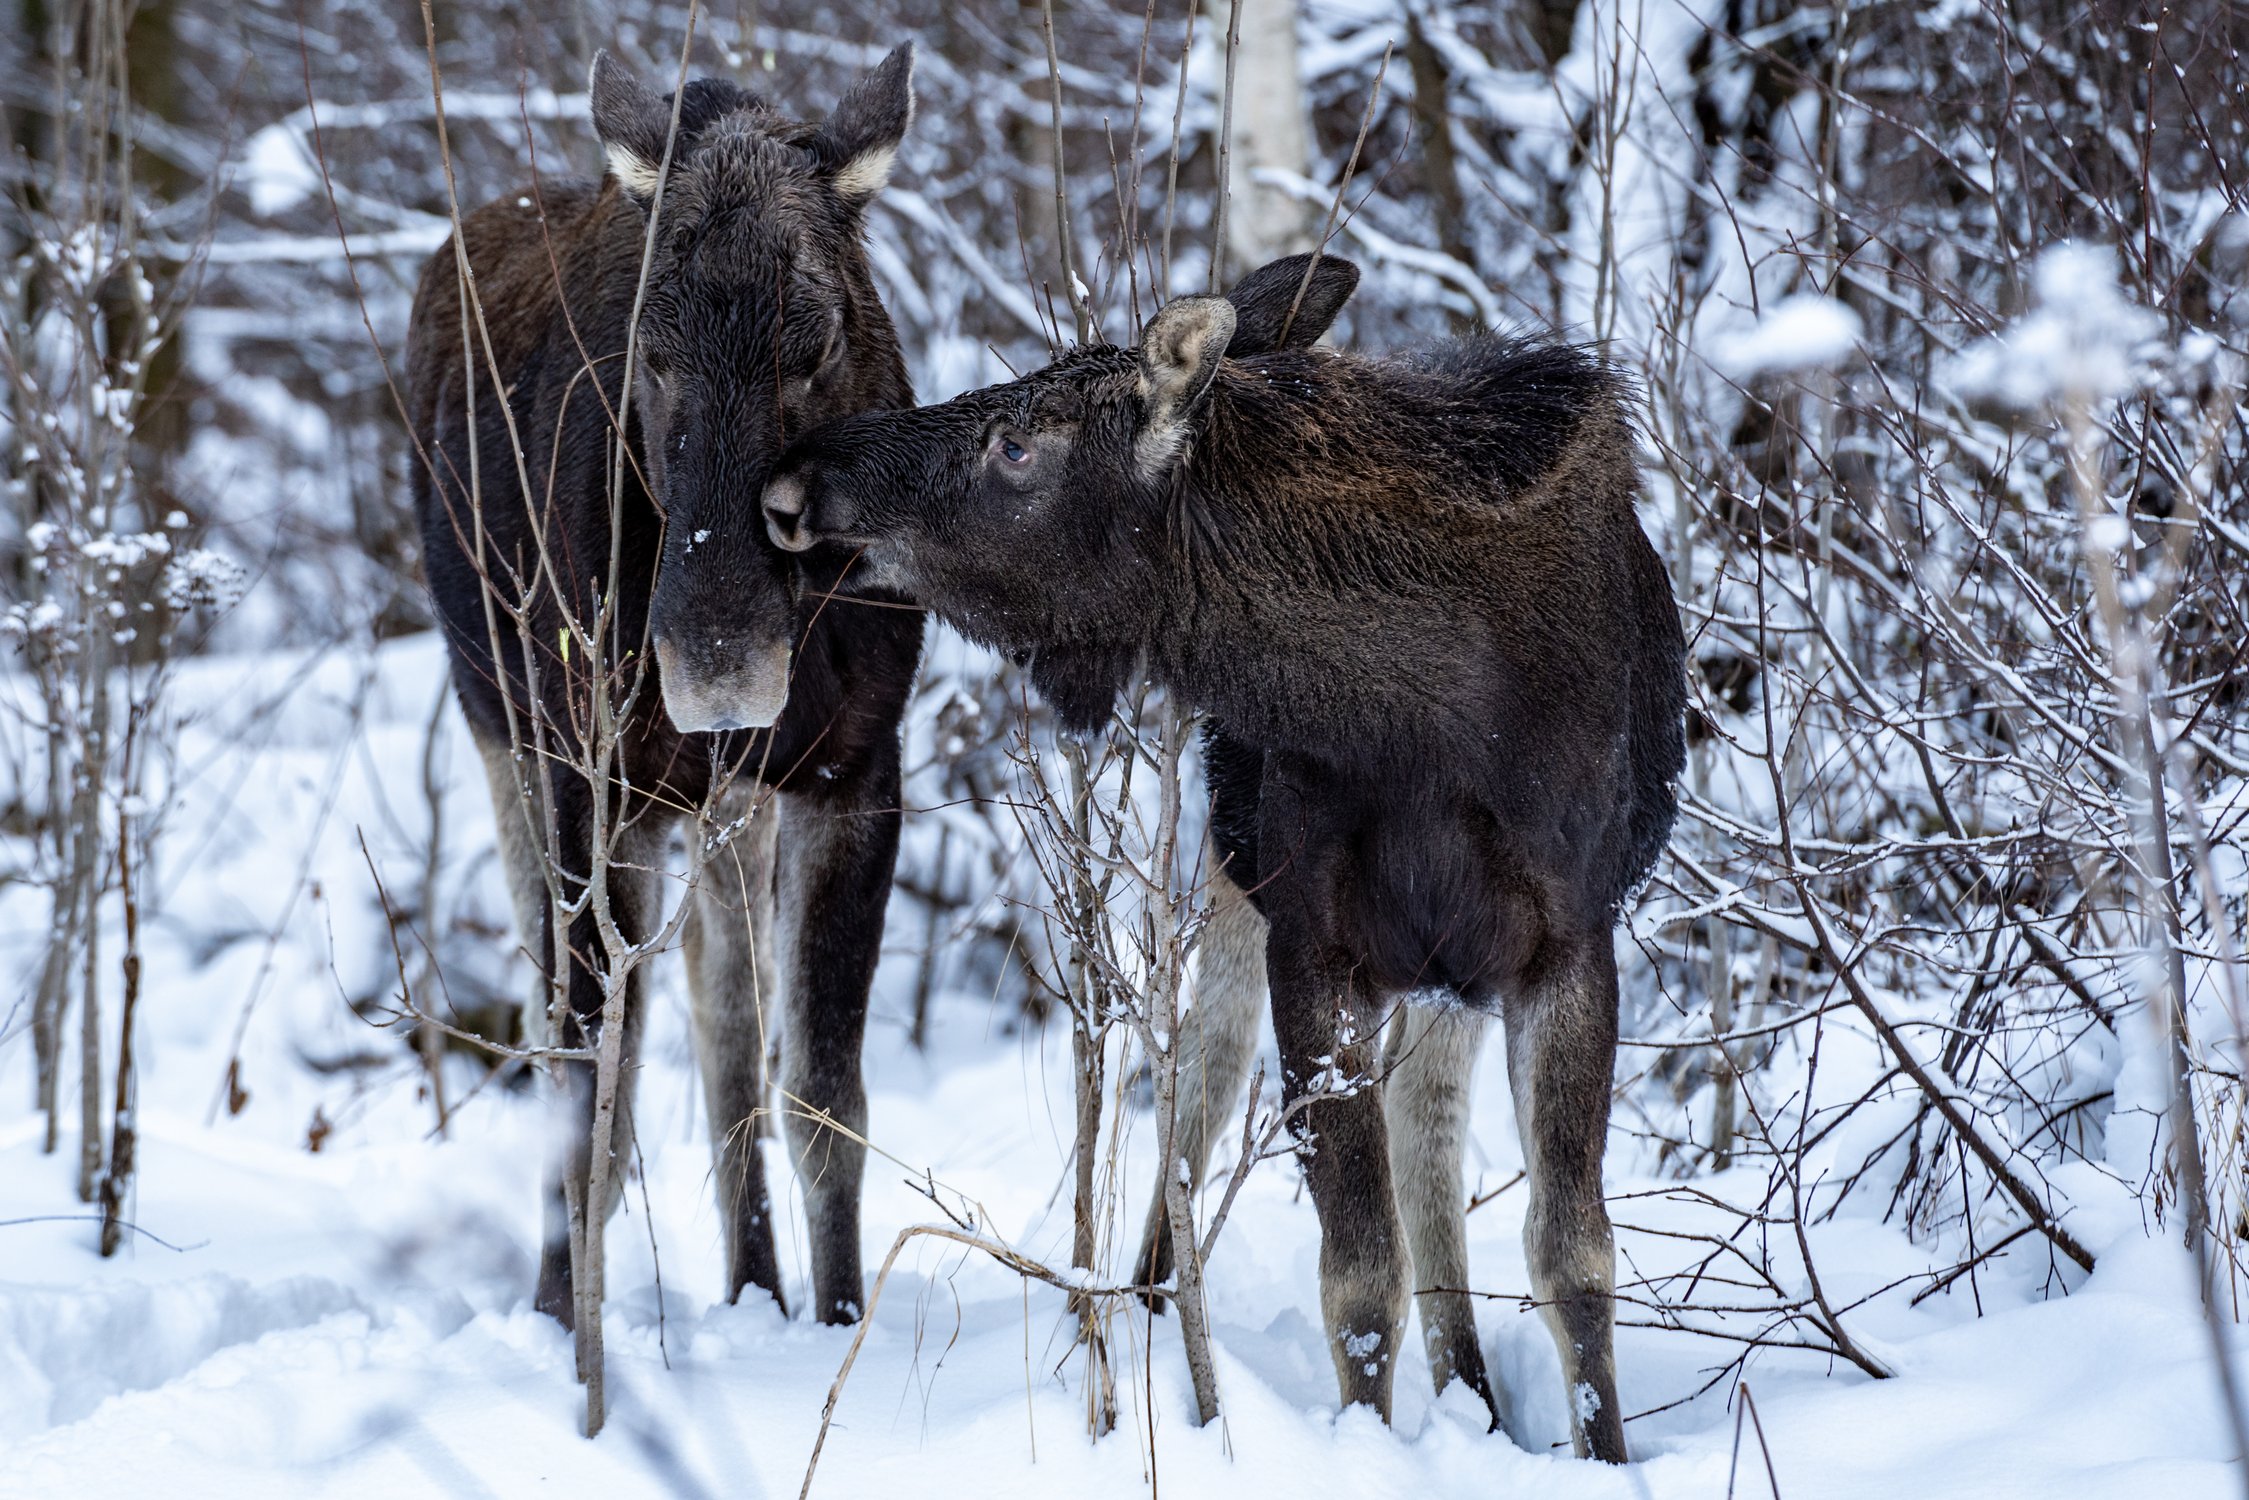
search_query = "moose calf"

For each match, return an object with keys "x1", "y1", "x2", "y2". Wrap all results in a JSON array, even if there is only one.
[{"x1": 764, "y1": 282, "x2": 1685, "y2": 1461}]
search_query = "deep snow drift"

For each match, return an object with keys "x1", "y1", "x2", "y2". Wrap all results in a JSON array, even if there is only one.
[{"x1": 1, "y1": 634, "x2": 2237, "y2": 1499}]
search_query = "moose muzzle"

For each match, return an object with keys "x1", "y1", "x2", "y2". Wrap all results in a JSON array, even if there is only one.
[{"x1": 655, "y1": 632, "x2": 792, "y2": 733}]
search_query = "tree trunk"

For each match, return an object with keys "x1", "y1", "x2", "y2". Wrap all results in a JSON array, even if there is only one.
[
  {"x1": 1403, "y1": 11, "x2": 1470, "y2": 273},
  {"x1": 1208, "y1": 0, "x2": 1314, "y2": 277}
]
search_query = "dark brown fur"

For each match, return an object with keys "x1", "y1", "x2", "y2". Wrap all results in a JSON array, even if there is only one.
[
  {"x1": 406, "y1": 48, "x2": 924, "y2": 1330},
  {"x1": 765, "y1": 294, "x2": 1686, "y2": 1459}
]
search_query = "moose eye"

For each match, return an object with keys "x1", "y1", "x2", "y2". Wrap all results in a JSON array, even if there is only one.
[{"x1": 998, "y1": 436, "x2": 1031, "y2": 465}]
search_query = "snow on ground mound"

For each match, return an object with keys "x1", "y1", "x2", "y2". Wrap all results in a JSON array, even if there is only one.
[{"x1": 0, "y1": 635, "x2": 2238, "y2": 1498}]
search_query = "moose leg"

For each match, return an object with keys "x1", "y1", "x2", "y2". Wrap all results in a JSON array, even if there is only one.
[
  {"x1": 475, "y1": 734, "x2": 551, "y2": 971},
  {"x1": 1134, "y1": 851, "x2": 1268, "y2": 1297},
  {"x1": 683, "y1": 785, "x2": 785, "y2": 1310},
  {"x1": 1265, "y1": 930, "x2": 1408, "y2": 1416},
  {"x1": 526, "y1": 798, "x2": 664, "y2": 1330},
  {"x1": 775, "y1": 763, "x2": 900, "y2": 1324},
  {"x1": 1383, "y1": 1000, "x2": 1498, "y2": 1420},
  {"x1": 473, "y1": 733, "x2": 599, "y2": 1325},
  {"x1": 1506, "y1": 938, "x2": 1628, "y2": 1462}
]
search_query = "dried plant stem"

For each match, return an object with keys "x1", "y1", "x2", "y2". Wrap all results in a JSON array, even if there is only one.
[
  {"x1": 1207, "y1": 0, "x2": 1243, "y2": 293},
  {"x1": 802, "y1": 1222, "x2": 1158, "y2": 1500},
  {"x1": 97, "y1": 721, "x2": 143, "y2": 1258},
  {"x1": 70, "y1": 622, "x2": 112, "y2": 1202},
  {"x1": 414, "y1": 676, "x2": 452, "y2": 1137},
  {"x1": 1142, "y1": 700, "x2": 1219, "y2": 1424},
  {"x1": 1037, "y1": 0, "x2": 1089, "y2": 342},
  {"x1": 1157, "y1": 1, "x2": 1198, "y2": 299},
  {"x1": 1747, "y1": 532, "x2": 2098, "y2": 1276},
  {"x1": 1279, "y1": 41, "x2": 1390, "y2": 347},
  {"x1": 2066, "y1": 397, "x2": 2249, "y2": 1489}
]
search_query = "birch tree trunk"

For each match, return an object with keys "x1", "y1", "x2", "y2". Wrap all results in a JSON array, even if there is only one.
[{"x1": 1207, "y1": 0, "x2": 1314, "y2": 276}]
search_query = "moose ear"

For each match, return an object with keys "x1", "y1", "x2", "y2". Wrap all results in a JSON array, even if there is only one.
[
  {"x1": 1136, "y1": 295, "x2": 1237, "y2": 472},
  {"x1": 1224, "y1": 252, "x2": 1360, "y2": 356},
  {"x1": 822, "y1": 43, "x2": 915, "y2": 202},
  {"x1": 589, "y1": 51, "x2": 673, "y2": 201}
]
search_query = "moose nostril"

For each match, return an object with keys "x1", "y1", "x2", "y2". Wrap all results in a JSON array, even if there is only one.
[
  {"x1": 767, "y1": 510, "x2": 811, "y2": 552},
  {"x1": 762, "y1": 474, "x2": 816, "y2": 553}
]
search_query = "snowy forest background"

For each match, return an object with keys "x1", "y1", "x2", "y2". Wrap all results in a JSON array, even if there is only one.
[{"x1": 3, "y1": 0, "x2": 2246, "y2": 1495}]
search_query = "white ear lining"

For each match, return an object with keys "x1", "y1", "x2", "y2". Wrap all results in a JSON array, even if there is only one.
[
  {"x1": 830, "y1": 141, "x2": 899, "y2": 200},
  {"x1": 1133, "y1": 306, "x2": 1232, "y2": 481},
  {"x1": 830, "y1": 47, "x2": 913, "y2": 200},
  {"x1": 1135, "y1": 416, "x2": 1194, "y2": 482},
  {"x1": 605, "y1": 142, "x2": 663, "y2": 197},
  {"x1": 1134, "y1": 361, "x2": 1207, "y2": 478}
]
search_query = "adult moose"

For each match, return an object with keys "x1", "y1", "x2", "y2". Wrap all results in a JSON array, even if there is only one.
[
  {"x1": 763, "y1": 290, "x2": 1687, "y2": 1461},
  {"x1": 406, "y1": 45, "x2": 924, "y2": 1332}
]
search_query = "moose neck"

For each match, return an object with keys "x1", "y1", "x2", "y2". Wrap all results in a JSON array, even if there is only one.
[{"x1": 1133, "y1": 356, "x2": 1478, "y2": 758}]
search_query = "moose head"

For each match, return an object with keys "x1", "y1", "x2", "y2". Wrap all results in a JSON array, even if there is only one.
[
  {"x1": 589, "y1": 44, "x2": 914, "y2": 731},
  {"x1": 761, "y1": 254, "x2": 1358, "y2": 728}
]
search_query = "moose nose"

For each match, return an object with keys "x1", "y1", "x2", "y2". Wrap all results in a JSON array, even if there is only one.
[
  {"x1": 654, "y1": 634, "x2": 792, "y2": 733},
  {"x1": 763, "y1": 473, "x2": 815, "y2": 553}
]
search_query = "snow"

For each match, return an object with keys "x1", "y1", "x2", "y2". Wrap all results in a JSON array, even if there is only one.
[
  {"x1": 1710, "y1": 294, "x2": 1864, "y2": 379},
  {"x1": 243, "y1": 124, "x2": 322, "y2": 220},
  {"x1": 1948, "y1": 244, "x2": 2162, "y2": 409},
  {"x1": 8, "y1": 2, "x2": 2246, "y2": 1488},
  {"x1": 1, "y1": 633, "x2": 2240, "y2": 1499},
  {"x1": 242, "y1": 89, "x2": 587, "y2": 222}
]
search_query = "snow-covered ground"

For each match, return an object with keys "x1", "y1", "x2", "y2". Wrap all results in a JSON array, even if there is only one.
[{"x1": 1, "y1": 635, "x2": 2239, "y2": 1499}]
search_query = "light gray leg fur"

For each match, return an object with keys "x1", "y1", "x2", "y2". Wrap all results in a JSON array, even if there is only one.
[
  {"x1": 1134, "y1": 848, "x2": 1269, "y2": 1293},
  {"x1": 682, "y1": 786, "x2": 785, "y2": 1309},
  {"x1": 775, "y1": 787, "x2": 890, "y2": 1324},
  {"x1": 479, "y1": 727, "x2": 664, "y2": 1321},
  {"x1": 1383, "y1": 999, "x2": 1498, "y2": 1418},
  {"x1": 1504, "y1": 941, "x2": 1628, "y2": 1462},
  {"x1": 476, "y1": 732, "x2": 551, "y2": 1038}
]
